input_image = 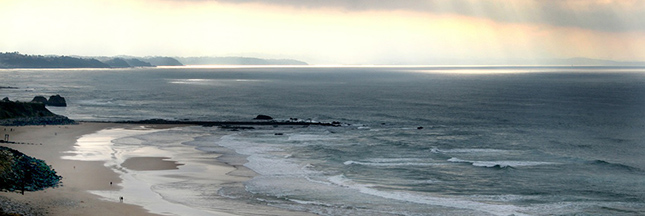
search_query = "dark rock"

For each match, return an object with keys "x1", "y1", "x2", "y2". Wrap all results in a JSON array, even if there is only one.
[
  {"x1": 253, "y1": 115, "x2": 273, "y2": 120},
  {"x1": 220, "y1": 125, "x2": 255, "y2": 130},
  {"x1": 417, "y1": 126, "x2": 424, "y2": 130},
  {"x1": 1, "y1": 100, "x2": 53, "y2": 119},
  {"x1": 47, "y1": 95, "x2": 67, "y2": 107},
  {"x1": 1, "y1": 97, "x2": 9, "y2": 102},
  {"x1": 31, "y1": 96, "x2": 48, "y2": 104},
  {"x1": 0, "y1": 116, "x2": 75, "y2": 126},
  {"x1": 0, "y1": 98, "x2": 76, "y2": 125}
]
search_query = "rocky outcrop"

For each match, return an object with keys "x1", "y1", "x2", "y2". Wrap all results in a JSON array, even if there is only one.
[
  {"x1": 253, "y1": 115, "x2": 273, "y2": 120},
  {"x1": 31, "y1": 96, "x2": 48, "y2": 104},
  {"x1": 30, "y1": 95, "x2": 67, "y2": 107},
  {"x1": 47, "y1": 95, "x2": 67, "y2": 107},
  {"x1": 0, "y1": 116, "x2": 75, "y2": 126},
  {"x1": 0, "y1": 100, "x2": 54, "y2": 119},
  {"x1": 0, "y1": 99, "x2": 74, "y2": 125}
]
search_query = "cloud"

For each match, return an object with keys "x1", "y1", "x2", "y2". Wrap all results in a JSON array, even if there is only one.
[{"x1": 183, "y1": 0, "x2": 645, "y2": 32}]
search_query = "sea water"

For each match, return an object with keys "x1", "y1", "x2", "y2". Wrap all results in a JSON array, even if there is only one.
[{"x1": 2, "y1": 66, "x2": 645, "y2": 215}]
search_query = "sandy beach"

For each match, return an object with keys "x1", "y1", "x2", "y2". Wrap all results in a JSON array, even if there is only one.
[
  {"x1": 0, "y1": 122, "x2": 160, "y2": 216},
  {"x1": 0, "y1": 122, "x2": 317, "y2": 216}
]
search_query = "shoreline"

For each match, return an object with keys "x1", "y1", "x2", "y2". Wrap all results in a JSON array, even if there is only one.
[{"x1": 0, "y1": 122, "x2": 316, "y2": 216}]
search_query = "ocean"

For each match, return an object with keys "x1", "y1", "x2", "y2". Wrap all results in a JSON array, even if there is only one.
[{"x1": 2, "y1": 66, "x2": 645, "y2": 215}]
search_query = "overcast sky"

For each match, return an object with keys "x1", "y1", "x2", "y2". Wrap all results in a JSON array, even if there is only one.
[{"x1": 1, "y1": 0, "x2": 645, "y2": 64}]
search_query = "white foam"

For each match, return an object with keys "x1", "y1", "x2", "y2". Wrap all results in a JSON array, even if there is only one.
[
  {"x1": 287, "y1": 198, "x2": 334, "y2": 207},
  {"x1": 328, "y1": 175, "x2": 529, "y2": 216},
  {"x1": 437, "y1": 148, "x2": 514, "y2": 154},
  {"x1": 472, "y1": 161, "x2": 556, "y2": 168},
  {"x1": 216, "y1": 133, "x2": 317, "y2": 176},
  {"x1": 448, "y1": 157, "x2": 558, "y2": 168},
  {"x1": 343, "y1": 160, "x2": 444, "y2": 167}
]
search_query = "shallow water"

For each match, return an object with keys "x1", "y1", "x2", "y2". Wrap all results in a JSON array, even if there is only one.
[{"x1": 3, "y1": 66, "x2": 645, "y2": 215}]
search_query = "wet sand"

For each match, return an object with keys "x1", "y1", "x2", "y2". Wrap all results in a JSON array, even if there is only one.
[{"x1": 120, "y1": 157, "x2": 183, "y2": 171}]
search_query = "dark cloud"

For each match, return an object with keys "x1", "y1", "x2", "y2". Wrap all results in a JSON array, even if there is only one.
[{"x1": 190, "y1": 0, "x2": 645, "y2": 32}]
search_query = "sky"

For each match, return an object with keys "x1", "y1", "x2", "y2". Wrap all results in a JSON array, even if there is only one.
[{"x1": 1, "y1": 0, "x2": 645, "y2": 65}]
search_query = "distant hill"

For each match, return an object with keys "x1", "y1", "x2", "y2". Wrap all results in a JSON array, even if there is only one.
[
  {"x1": 124, "y1": 58, "x2": 154, "y2": 67},
  {"x1": 0, "y1": 52, "x2": 310, "y2": 68},
  {"x1": 141, "y1": 57, "x2": 184, "y2": 66},
  {"x1": 101, "y1": 58, "x2": 132, "y2": 68},
  {"x1": 177, "y1": 57, "x2": 308, "y2": 65},
  {"x1": 0, "y1": 52, "x2": 109, "y2": 68},
  {"x1": 0, "y1": 52, "x2": 168, "y2": 68},
  {"x1": 95, "y1": 57, "x2": 154, "y2": 68},
  {"x1": 106, "y1": 56, "x2": 183, "y2": 66}
]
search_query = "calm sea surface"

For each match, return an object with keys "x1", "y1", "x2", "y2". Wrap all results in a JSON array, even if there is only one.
[{"x1": 2, "y1": 66, "x2": 645, "y2": 215}]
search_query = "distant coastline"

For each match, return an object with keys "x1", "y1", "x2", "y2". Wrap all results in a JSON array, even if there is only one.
[
  {"x1": 176, "y1": 56, "x2": 308, "y2": 66},
  {"x1": 0, "y1": 52, "x2": 309, "y2": 69}
]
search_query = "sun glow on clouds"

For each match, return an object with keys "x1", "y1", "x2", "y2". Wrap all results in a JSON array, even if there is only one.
[{"x1": 1, "y1": 0, "x2": 644, "y2": 64}]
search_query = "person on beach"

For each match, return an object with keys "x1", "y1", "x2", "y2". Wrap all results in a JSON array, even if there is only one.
[{"x1": 120, "y1": 197, "x2": 123, "y2": 202}]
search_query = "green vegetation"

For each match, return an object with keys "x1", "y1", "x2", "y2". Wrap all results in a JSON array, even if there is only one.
[{"x1": 0, "y1": 146, "x2": 62, "y2": 194}]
